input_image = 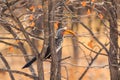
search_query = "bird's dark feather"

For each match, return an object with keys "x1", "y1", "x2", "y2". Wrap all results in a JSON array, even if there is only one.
[{"x1": 22, "y1": 28, "x2": 64, "y2": 69}]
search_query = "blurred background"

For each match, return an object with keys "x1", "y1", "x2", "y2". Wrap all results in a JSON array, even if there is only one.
[{"x1": 1, "y1": 0, "x2": 120, "y2": 80}]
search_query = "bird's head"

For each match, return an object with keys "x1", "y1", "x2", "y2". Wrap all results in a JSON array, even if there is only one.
[{"x1": 56, "y1": 27, "x2": 76, "y2": 39}]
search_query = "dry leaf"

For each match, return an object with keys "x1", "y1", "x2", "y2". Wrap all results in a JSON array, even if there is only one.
[
  {"x1": 29, "y1": 6, "x2": 35, "y2": 12},
  {"x1": 9, "y1": 46, "x2": 14, "y2": 52},
  {"x1": 29, "y1": 15, "x2": 34, "y2": 20},
  {"x1": 87, "y1": 9, "x2": 91, "y2": 15},
  {"x1": 30, "y1": 21, "x2": 35, "y2": 27},
  {"x1": 98, "y1": 13, "x2": 103, "y2": 19},
  {"x1": 16, "y1": 40, "x2": 20, "y2": 43},
  {"x1": 81, "y1": 1, "x2": 87, "y2": 7},
  {"x1": 88, "y1": 40, "x2": 93, "y2": 48},
  {"x1": 54, "y1": 22, "x2": 59, "y2": 29}
]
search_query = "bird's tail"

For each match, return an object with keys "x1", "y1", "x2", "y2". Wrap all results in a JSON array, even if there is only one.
[{"x1": 22, "y1": 56, "x2": 36, "y2": 69}]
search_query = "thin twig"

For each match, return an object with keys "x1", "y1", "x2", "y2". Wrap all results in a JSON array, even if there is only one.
[
  {"x1": 0, "y1": 37, "x2": 26, "y2": 41},
  {"x1": 3, "y1": 1, "x2": 37, "y2": 77},
  {"x1": 79, "y1": 21, "x2": 109, "y2": 54},
  {"x1": 77, "y1": 40, "x2": 108, "y2": 56},
  {"x1": 0, "y1": 52, "x2": 15, "y2": 80},
  {"x1": 60, "y1": 56, "x2": 71, "y2": 62},
  {"x1": 79, "y1": 41, "x2": 109, "y2": 80},
  {"x1": 62, "y1": 62, "x2": 108, "y2": 69},
  {"x1": 0, "y1": 40, "x2": 19, "y2": 48},
  {"x1": 0, "y1": 68, "x2": 38, "y2": 79},
  {"x1": 62, "y1": 66, "x2": 69, "y2": 80}
]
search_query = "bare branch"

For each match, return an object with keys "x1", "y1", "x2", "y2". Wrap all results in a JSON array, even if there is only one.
[
  {"x1": 0, "y1": 40, "x2": 19, "y2": 48},
  {"x1": 77, "y1": 40, "x2": 108, "y2": 56},
  {"x1": 0, "y1": 68, "x2": 38, "y2": 79},
  {"x1": 79, "y1": 21, "x2": 109, "y2": 54},
  {"x1": 0, "y1": 52, "x2": 15, "y2": 80},
  {"x1": 2, "y1": 1, "x2": 37, "y2": 77}
]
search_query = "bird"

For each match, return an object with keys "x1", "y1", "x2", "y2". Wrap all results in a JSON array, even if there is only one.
[{"x1": 22, "y1": 27, "x2": 75, "y2": 69}]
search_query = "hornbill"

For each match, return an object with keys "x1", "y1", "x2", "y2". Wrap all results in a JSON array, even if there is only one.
[{"x1": 22, "y1": 27, "x2": 75, "y2": 69}]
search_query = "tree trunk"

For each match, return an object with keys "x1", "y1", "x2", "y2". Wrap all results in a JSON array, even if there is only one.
[
  {"x1": 106, "y1": 1, "x2": 120, "y2": 80},
  {"x1": 56, "y1": 2, "x2": 64, "y2": 80},
  {"x1": 37, "y1": 1, "x2": 49, "y2": 80},
  {"x1": 71, "y1": 22, "x2": 79, "y2": 63},
  {"x1": 109, "y1": 18, "x2": 119, "y2": 80},
  {"x1": 48, "y1": 0, "x2": 59, "y2": 80}
]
